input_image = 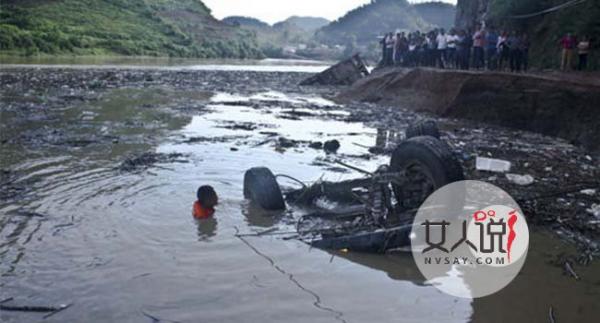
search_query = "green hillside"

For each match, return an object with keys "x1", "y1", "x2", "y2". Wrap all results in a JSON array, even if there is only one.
[
  {"x1": 0, "y1": 0, "x2": 263, "y2": 58},
  {"x1": 316, "y1": 0, "x2": 432, "y2": 46},
  {"x1": 283, "y1": 16, "x2": 330, "y2": 32},
  {"x1": 222, "y1": 16, "x2": 270, "y2": 29},
  {"x1": 414, "y1": 1, "x2": 457, "y2": 30}
]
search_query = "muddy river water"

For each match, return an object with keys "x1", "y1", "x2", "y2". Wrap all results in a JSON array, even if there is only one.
[{"x1": 1, "y1": 60, "x2": 599, "y2": 322}]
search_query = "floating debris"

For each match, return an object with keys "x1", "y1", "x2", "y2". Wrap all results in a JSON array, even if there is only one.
[
  {"x1": 118, "y1": 152, "x2": 187, "y2": 172},
  {"x1": 587, "y1": 204, "x2": 600, "y2": 217},
  {"x1": 580, "y1": 189, "x2": 597, "y2": 196},
  {"x1": 476, "y1": 157, "x2": 512, "y2": 173},
  {"x1": 506, "y1": 173, "x2": 535, "y2": 186}
]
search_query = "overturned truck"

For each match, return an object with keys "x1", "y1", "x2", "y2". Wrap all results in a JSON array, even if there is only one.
[
  {"x1": 300, "y1": 54, "x2": 370, "y2": 86},
  {"x1": 243, "y1": 121, "x2": 463, "y2": 253}
]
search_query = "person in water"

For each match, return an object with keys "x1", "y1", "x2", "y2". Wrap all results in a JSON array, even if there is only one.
[{"x1": 193, "y1": 185, "x2": 218, "y2": 219}]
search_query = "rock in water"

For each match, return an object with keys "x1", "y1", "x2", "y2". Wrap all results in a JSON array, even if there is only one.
[{"x1": 300, "y1": 54, "x2": 369, "y2": 86}]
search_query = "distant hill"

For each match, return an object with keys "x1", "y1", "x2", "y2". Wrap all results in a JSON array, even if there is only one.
[
  {"x1": 316, "y1": 0, "x2": 431, "y2": 46},
  {"x1": 413, "y1": 1, "x2": 457, "y2": 30},
  {"x1": 281, "y1": 16, "x2": 330, "y2": 32},
  {"x1": 222, "y1": 15, "x2": 329, "y2": 33},
  {"x1": 222, "y1": 15, "x2": 326, "y2": 59},
  {"x1": 0, "y1": 0, "x2": 263, "y2": 58},
  {"x1": 222, "y1": 16, "x2": 270, "y2": 29}
]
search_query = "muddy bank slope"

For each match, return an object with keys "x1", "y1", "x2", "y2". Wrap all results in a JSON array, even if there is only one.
[{"x1": 337, "y1": 68, "x2": 600, "y2": 152}]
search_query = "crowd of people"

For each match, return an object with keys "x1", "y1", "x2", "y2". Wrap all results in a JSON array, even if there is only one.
[{"x1": 379, "y1": 24, "x2": 592, "y2": 72}]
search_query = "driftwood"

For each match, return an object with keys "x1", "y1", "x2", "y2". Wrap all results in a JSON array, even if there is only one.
[
  {"x1": 564, "y1": 261, "x2": 580, "y2": 280},
  {"x1": 548, "y1": 305, "x2": 556, "y2": 323},
  {"x1": 140, "y1": 309, "x2": 180, "y2": 323},
  {"x1": 43, "y1": 303, "x2": 73, "y2": 319},
  {"x1": 0, "y1": 305, "x2": 60, "y2": 312},
  {"x1": 0, "y1": 298, "x2": 72, "y2": 318}
]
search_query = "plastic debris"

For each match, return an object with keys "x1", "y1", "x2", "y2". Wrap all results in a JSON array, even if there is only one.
[
  {"x1": 506, "y1": 173, "x2": 535, "y2": 186},
  {"x1": 587, "y1": 204, "x2": 600, "y2": 217},
  {"x1": 476, "y1": 157, "x2": 512, "y2": 172},
  {"x1": 580, "y1": 189, "x2": 597, "y2": 196}
]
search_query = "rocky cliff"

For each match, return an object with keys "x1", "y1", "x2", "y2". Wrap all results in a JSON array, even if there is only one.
[{"x1": 454, "y1": 0, "x2": 490, "y2": 31}]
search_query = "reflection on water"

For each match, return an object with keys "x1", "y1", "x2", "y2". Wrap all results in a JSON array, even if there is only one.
[
  {"x1": 196, "y1": 217, "x2": 218, "y2": 241},
  {"x1": 242, "y1": 201, "x2": 287, "y2": 228},
  {"x1": 1, "y1": 73, "x2": 598, "y2": 322}
]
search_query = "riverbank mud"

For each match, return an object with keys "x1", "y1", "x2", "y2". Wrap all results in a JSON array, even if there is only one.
[{"x1": 338, "y1": 67, "x2": 600, "y2": 152}]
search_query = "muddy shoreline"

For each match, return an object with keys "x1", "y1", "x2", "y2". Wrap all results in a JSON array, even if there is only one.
[{"x1": 1, "y1": 66, "x2": 600, "y2": 322}]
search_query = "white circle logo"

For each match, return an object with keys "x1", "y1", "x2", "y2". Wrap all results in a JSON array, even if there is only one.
[{"x1": 410, "y1": 180, "x2": 529, "y2": 298}]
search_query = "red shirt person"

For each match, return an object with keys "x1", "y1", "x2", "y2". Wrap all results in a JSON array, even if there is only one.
[
  {"x1": 193, "y1": 185, "x2": 218, "y2": 219},
  {"x1": 560, "y1": 33, "x2": 576, "y2": 70}
]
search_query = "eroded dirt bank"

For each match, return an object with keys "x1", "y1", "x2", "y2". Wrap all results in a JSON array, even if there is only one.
[{"x1": 338, "y1": 68, "x2": 600, "y2": 152}]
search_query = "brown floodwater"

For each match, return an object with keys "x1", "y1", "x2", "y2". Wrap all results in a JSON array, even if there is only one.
[{"x1": 1, "y1": 62, "x2": 599, "y2": 323}]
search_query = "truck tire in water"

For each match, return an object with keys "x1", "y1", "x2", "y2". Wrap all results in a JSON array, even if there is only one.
[
  {"x1": 243, "y1": 167, "x2": 286, "y2": 211},
  {"x1": 405, "y1": 120, "x2": 440, "y2": 139},
  {"x1": 390, "y1": 136, "x2": 464, "y2": 210}
]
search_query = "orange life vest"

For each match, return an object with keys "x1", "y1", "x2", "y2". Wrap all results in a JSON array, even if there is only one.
[{"x1": 193, "y1": 201, "x2": 215, "y2": 219}]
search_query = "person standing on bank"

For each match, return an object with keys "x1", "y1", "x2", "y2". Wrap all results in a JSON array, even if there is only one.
[
  {"x1": 436, "y1": 28, "x2": 448, "y2": 69},
  {"x1": 497, "y1": 31, "x2": 510, "y2": 71},
  {"x1": 508, "y1": 31, "x2": 522, "y2": 72},
  {"x1": 560, "y1": 33, "x2": 576, "y2": 71},
  {"x1": 446, "y1": 29, "x2": 458, "y2": 69},
  {"x1": 380, "y1": 34, "x2": 387, "y2": 66},
  {"x1": 472, "y1": 25, "x2": 485, "y2": 70},
  {"x1": 385, "y1": 32, "x2": 395, "y2": 66},
  {"x1": 520, "y1": 33, "x2": 530, "y2": 72},
  {"x1": 464, "y1": 29, "x2": 474, "y2": 70},
  {"x1": 455, "y1": 30, "x2": 466, "y2": 69},
  {"x1": 485, "y1": 28, "x2": 499, "y2": 70},
  {"x1": 577, "y1": 36, "x2": 591, "y2": 71}
]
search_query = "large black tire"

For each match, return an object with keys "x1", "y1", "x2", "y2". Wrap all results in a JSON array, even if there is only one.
[
  {"x1": 243, "y1": 167, "x2": 286, "y2": 210},
  {"x1": 390, "y1": 136, "x2": 464, "y2": 210},
  {"x1": 405, "y1": 120, "x2": 441, "y2": 139}
]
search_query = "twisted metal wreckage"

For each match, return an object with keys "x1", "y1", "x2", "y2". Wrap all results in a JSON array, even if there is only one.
[{"x1": 241, "y1": 120, "x2": 464, "y2": 253}]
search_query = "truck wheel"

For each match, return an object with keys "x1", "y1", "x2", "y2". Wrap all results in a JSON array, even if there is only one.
[
  {"x1": 405, "y1": 120, "x2": 440, "y2": 139},
  {"x1": 390, "y1": 136, "x2": 464, "y2": 210},
  {"x1": 243, "y1": 167, "x2": 286, "y2": 210}
]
